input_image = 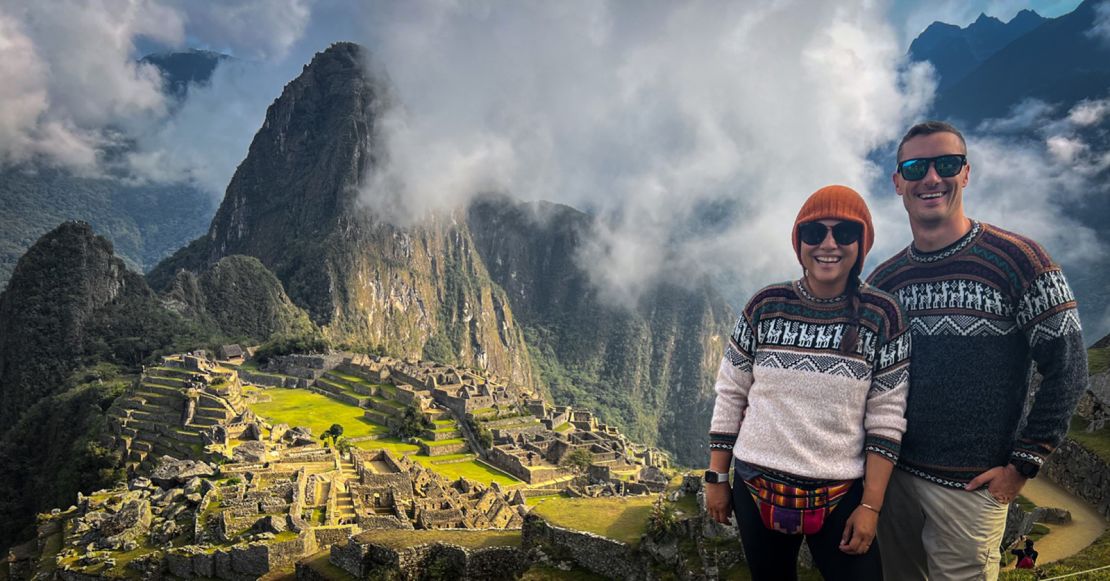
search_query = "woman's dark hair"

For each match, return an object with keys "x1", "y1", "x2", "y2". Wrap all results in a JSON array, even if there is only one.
[{"x1": 839, "y1": 264, "x2": 863, "y2": 355}]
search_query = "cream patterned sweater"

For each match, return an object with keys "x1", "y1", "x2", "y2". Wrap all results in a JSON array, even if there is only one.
[{"x1": 709, "y1": 280, "x2": 911, "y2": 480}]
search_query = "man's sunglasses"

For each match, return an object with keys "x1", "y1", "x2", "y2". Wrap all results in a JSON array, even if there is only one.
[
  {"x1": 897, "y1": 154, "x2": 967, "y2": 181},
  {"x1": 797, "y1": 221, "x2": 863, "y2": 246}
]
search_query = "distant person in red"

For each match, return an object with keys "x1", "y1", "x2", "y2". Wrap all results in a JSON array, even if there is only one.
[
  {"x1": 1010, "y1": 537, "x2": 1038, "y2": 569},
  {"x1": 704, "y1": 185, "x2": 911, "y2": 580}
]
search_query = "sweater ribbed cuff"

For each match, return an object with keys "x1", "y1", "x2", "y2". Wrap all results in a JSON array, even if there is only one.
[
  {"x1": 864, "y1": 435, "x2": 900, "y2": 464},
  {"x1": 1010, "y1": 443, "x2": 1048, "y2": 467},
  {"x1": 709, "y1": 432, "x2": 738, "y2": 452}
]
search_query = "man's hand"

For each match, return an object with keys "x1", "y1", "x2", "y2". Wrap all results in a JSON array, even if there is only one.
[
  {"x1": 840, "y1": 506, "x2": 878, "y2": 555},
  {"x1": 965, "y1": 465, "x2": 1027, "y2": 504},
  {"x1": 705, "y1": 482, "x2": 732, "y2": 524}
]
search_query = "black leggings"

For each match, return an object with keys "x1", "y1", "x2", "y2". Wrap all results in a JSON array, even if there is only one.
[{"x1": 731, "y1": 475, "x2": 883, "y2": 581}]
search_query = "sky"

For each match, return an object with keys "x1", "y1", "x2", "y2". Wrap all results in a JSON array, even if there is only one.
[{"x1": 0, "y1": 0, "x2": 1107, "y2": 331}]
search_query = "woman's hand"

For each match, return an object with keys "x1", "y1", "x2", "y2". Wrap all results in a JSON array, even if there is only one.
[
  {"x1": 706, "y1": 482, "x2": 732, "y2": 524},
  {"x1": 839, "y1": 505, "x2": 878, "y2": 554}
]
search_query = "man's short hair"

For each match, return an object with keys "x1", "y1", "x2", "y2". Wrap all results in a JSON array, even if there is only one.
[{"x1": 896, "y1": 121, "x2": 967, "y2": 161}]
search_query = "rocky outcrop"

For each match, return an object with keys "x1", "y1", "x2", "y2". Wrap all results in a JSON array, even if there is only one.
[{"x1": 1042, "y1": 438, "x2": 1110, "y2": 518}]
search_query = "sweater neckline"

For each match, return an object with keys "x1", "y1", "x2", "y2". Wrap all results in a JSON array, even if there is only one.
[
  {"x1": 908, "y1": 220, "x2": 981, "y2": 264},
  {"x1": 794, "y1": 279, "x2": 848, "y2": 305}
]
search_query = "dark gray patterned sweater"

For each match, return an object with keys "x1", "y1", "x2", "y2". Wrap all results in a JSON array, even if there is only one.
[{"x1": 868, "y1": 221, "x2": 1088, "y2": 488}]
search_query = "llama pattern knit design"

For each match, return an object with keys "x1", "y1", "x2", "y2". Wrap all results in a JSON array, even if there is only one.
[
  {"x1": 868, "y1": 221, "x2": 1087, "y2": 488},
  {"x1": 709, "y1": 280, "x2": 911, "y2": 480}
]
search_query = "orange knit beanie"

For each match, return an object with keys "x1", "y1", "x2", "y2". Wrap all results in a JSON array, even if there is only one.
[{"x1": 792, "y1": 185, "x2": 874, "y2": 274}]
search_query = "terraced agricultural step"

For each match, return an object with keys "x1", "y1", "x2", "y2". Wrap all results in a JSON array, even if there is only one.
[
  {"x1": 131, "y1": 440, "x2": 154, "y2": 453},
  {"x1": 138, "y1": 382, "x2": 186, "y2": 398},
  {"x1": 195, "y1": 406, "x2": 233, "y2": 421}
]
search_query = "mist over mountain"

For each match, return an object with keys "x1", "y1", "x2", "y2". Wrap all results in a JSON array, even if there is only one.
[{"x1": 0, "y1": 49, "x2": 232, "y2": 291}]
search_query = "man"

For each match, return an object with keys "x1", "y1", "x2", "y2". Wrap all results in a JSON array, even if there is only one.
[{"x1": 868, "y1": 121, "x2": 1087, "y2": 580}]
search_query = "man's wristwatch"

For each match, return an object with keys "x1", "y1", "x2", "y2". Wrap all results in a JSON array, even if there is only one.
[
  {"x1": 704, "y1": 470, "x2": 730, "y2": 484},
  {"x1": 1011, "y1": 459, "x2": 1040, "y2": 479}
]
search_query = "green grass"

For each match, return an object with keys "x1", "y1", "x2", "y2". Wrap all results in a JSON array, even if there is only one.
[
  {"x1": 434, "y1": 419, "x2": 456, "y2": 427},
  {"x1": 1089, "y1": 347, "x2": 1110, "y2": 375},
  {"x1": 554, "y1": 422, "x2": 573, "y2": 433},
  {"x1": 1068, "y1": 416, "x2": 1110, "y2": 464},
  {"x1": 352, "y1": 529, "x2": 521, "y2": 550},
  {"x1": 329, "y1": 371, "x2": 375, "y2": 386},
  {"x1": 412, "y1": 456, "x2": 522, "y2": 486},
  {"x1": 248, "y1": 387, "x2": 389, "y2": 440},
  {"x1": 525, "y1": 494, "x2": 563, "y2": 507},
  {"x1": 530, "y1": 496, "x2": 655, "y2": 546},
  {"x1": 353, "y1": 438, "x2": 422, "y2": 455},
  {"x1": 423, "y1": 438, "x2": 466, "y2": 447}
]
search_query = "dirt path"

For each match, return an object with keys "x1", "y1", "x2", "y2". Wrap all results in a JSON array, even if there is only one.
[{"x1": 1014, "y1": 477, "x2": 1107, "y2": 564}]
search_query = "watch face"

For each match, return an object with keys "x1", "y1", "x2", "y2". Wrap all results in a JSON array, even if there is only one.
[{"x1": 704, "y1": 470, "x2": 725, "y2": 483}]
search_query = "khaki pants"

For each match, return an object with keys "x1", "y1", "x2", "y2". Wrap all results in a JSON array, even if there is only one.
[{"x1": 878, "y1": 469, "x2": 1009, "y2": 580}]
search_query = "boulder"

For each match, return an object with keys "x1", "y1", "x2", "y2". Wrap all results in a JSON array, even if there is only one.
[
  {"x1": 151, "y1": 456, "x2": 216, "y2": 487},
  {"x1": 234, "y1": 440, "x2": 269, "y2": 463}
]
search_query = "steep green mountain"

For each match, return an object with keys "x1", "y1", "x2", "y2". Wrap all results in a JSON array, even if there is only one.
[
  {"x1": 466, "y1": 197, "x2": 735, "y2": 463},
  {"x1": 150, "y1": 42, "x2": 534, "y2": 388},
  {"x1": 162, "y1": 254, "x2": 317, "y2": 342},
  {"x1": 0, "y1": 222, "x2": 317, "y2": 551},
  {"x1": 0, "y1": 168, "x2": 214, "y2": 292},
  {"x1": 0, "y1": 221, "x2": 176, "y2": 426},
  {"x1": 151, "y1": 43, "x2": 732, "y2": 463}
]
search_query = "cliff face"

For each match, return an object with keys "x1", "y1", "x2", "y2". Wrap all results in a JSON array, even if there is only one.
[
  {"x1": 467, "y1": 197, "x2": 735, "y2": 463},
  {"x1": 151, "y1": 43, "x2": 533, "y2": 387},
  {"x1": 0, "y1": 221, "x2": 155, "y2": 426}
]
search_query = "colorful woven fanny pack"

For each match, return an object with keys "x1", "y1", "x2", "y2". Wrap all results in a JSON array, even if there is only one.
[{"x1": 744, "y1": 472, "x2": 853, "y2": 535}]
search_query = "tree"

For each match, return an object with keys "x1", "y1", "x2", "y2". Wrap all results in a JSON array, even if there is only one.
[
  {"x1": 320, "y1": 424, "x2": 345, "y2": 447},
  {"x1": 561, "y1": 448, "x2": 593, "y2": 472},
  {"x1": 392, "y1": 405, "x2": 432, "y2": 439}
]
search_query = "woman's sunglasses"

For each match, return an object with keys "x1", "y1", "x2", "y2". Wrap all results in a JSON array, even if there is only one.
[
  {"x1": 798, "y1": 222, "x2": 863, "y2": 246},
  {"x1": 897, "y1": 154, "x2": 967, "y2": 181}
]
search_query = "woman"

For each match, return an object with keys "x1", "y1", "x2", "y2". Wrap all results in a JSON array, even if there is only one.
[{"x1": 704, "y1": 185, "x2": 910, "y2": 580}]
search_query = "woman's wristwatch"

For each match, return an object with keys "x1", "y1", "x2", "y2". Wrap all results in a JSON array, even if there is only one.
[{"x1": 704, "y1": 470, "x2": 730, "y2": 484}]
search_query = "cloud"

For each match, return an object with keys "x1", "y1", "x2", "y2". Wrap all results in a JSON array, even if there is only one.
[
  {"x1": 0, "y1": 0, "x2": 312, "y2": 186},
  {"x1": 0, "y1": 0, "x2": 181, "y2": 169},
  {"x1": 352, "y1": 1, "x2": 935, "y2": 305},
  {"x1": 1089, "y1": 0, "x2": 1110, "y2": 44},
  {"x1": 169, "y1": 0, "x2": 311, "y2": 60}
]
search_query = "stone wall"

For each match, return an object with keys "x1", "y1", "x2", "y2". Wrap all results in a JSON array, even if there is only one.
[
  {"x1": 238, "y1": 370, "x2": 303, "y2": 388},
  {"x1": 329, "y1": 536, "x2": 527, "y2": 580},
  {"x1": 422, "y1": 441, "x2": 469, "y2": 457},
  {"x1": 1042, "y1": 437, "x2": 1110, "y2": 518},
  {"x1": 165, "y1": 534, "x2": 309, "y2": 580},
  {"x1": 521, "y1": 514, "x2": 643, "y2": 580}
]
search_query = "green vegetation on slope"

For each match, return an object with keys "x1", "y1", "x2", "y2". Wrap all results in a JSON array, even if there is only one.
[
  {"x1": 0, "y1": 365, "x2": 130, "y2": 551},
  {"x1": 529, "y1": 496, "x2": 655, "y2": 546}
]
